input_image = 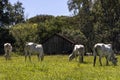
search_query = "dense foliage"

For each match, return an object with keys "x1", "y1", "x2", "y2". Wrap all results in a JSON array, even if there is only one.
[
  {"x1": 10, "y1": 23, "x2": 39, "y2": 52},
  {"x1": 0, "y1": 0, "x2": 24, "y2": 27},
  {"x1": 67, "y1": 0, "x2": 120, "y2": 52}
]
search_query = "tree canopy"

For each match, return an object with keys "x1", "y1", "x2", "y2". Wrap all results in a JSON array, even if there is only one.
[{"x1": 0, "y1": 0, "x2": 25, "y2": 27}]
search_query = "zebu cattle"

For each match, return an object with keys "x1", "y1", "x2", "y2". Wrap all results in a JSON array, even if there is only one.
[
  {"x1": 93, "y1": 43, "x2": 117, "y2": 66},
  {"x1": 4, "y1": 43, "x2": 12, "y2": 60},
  {"x1": 25, "y1": 42, "x2": 44, "y2": 61},
  {"x1": 69, "y1": 44, "x2": 85, "y2": 63}
]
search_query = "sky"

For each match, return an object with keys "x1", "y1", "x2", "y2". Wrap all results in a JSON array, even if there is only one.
[{"x1": 9, "y1": 0, "x2": 72, "y2": 19}]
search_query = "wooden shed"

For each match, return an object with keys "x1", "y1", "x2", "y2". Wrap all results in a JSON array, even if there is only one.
[{"x1": 42, "y1": 33, "x2": 74, "y2": 55}]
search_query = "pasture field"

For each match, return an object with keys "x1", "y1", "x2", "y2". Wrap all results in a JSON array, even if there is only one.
[{"x1": 0, "y1": 54, "x2": 120, "y2": 80}]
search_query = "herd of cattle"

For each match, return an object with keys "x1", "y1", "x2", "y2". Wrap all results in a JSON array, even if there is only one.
[{"x1": 3, "y1": 42, "x2": 118, "y2": 66}]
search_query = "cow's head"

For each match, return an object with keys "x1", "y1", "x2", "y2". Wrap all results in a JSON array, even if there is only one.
[
  {"x1": 69, "y1": 54, "x2": 75, "y2": 61},
  {"x1": 69, "y1": 53, "x2": 79, "y2": 61},
  {"x1": 111, "y1": 56, "x2": 118, "y2": 66}
]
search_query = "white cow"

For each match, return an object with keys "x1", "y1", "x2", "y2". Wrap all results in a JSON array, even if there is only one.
[
  {"x1": 4, "y1": 43, "x2": 12, "y2": 60},
  {"x1": 25, "y1": 42, "x2": 44, "y2": 62},
  {"x1": 93, "y1": 43, "x2": 118, "y2": 66},
  {"x1": 69, "y1": 44, "x2": 85, "y2": 63}
]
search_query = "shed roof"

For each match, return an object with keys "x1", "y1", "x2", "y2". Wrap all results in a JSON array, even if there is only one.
[{"x1": 42, "y1": 33, "x2": 74, "y2": 44}]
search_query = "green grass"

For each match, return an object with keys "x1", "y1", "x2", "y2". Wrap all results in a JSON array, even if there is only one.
[{"x1": 0, "y1": 55, "x2": 120, "y2": 80}]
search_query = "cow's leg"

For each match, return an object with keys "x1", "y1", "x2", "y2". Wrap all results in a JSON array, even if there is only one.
[
  {"x1": 6, "y1": 51, "x2": 9, "y2": 60},
  {"x1": 81, "y1": 52, "x2": 84, "y2": 63},
  {"x1": 8, "y1": 52, "x2": 11, "y2": 60},
  {"x1": 25, "y1": 50, "x2": 28, "y2": 61},
  {"x1": 7, "y1": 51, "x2": 11, "y2": 60},
  {"x1": 41, "y1": 53, "x2": 44, "y2": 61},
  {"x1": 28, "y1": 52, "x2": 31, "y2": 62},
  {"x1": 99, "y1": 56, "x2": 102, "y2": 66},
  {"x1": 8, "y1": 53, "x2": 10, "y2": 60},
  {"x1": 37, "y1": 54, "x2": 39, "y2": 61},
  {"x1": 37, "y1": 53, "x2": 41, "y2": 61},
  {"x1": 4, "y1": 50, "x2": 7, "y2": 60},
  {"x1": 74, "y1": 51, "x2": 77, "y2": 61},
  {"x1": 105, "y1": 56, "x2": 109, "y2": 66},
  {"x1": 38, "y1": 52, "x2": 44, "y2": 61},
  {"x1": 93, "y1": 56, "x2": 96, "y2": 66},
  {"x1": 4, "y1": 53, "x2": 7, "y2": 60},
  {"x1": 93, "y1": 48, "x2": 97, "y2": 66},
  {"x1": 81, "y1": 55, "x2": 84, "y2": 63},
  {"x1": 25, "y1": 55, "x2": 27, "y2": 61},
  {"x1": 79, "y1": 53, "x2": 83, "y2": 63}
]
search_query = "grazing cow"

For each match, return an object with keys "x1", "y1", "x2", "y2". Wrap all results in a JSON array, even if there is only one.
[
  {"x1": 69, "y1": 44, "x2": 85, "y2": 63},
  {"x1": 25, "y1": 42, "x2": 44, "y2": 62},
  {"x1": 4, "y1": 43, "x2": 12, "y2": 60},
  {"x1": 93, "y1": 43, "x2": 118, "y2": 66}
]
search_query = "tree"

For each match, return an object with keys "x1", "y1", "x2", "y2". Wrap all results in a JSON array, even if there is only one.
[
  {"x1": 10, "y1": 23, "x2": 38, "y2": 52},
  {"x1": 0, "y1": 27, "x2": 15, "y2": 54},
  {"x1": 12, "y1": 1, "x2": 25, "y2": 24},
  {"x1": 0, "y1": 0, "x2": 9, "y2": 26},
  {"x1": 93, "y1": 0, "x2": 120, "y2": 52},
  {"x1": 67, "y1": 0, "x2": 95, "y2": 52},
  {"x1": 0, "y1": 0, "x2": 25, "y2": 27}
]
